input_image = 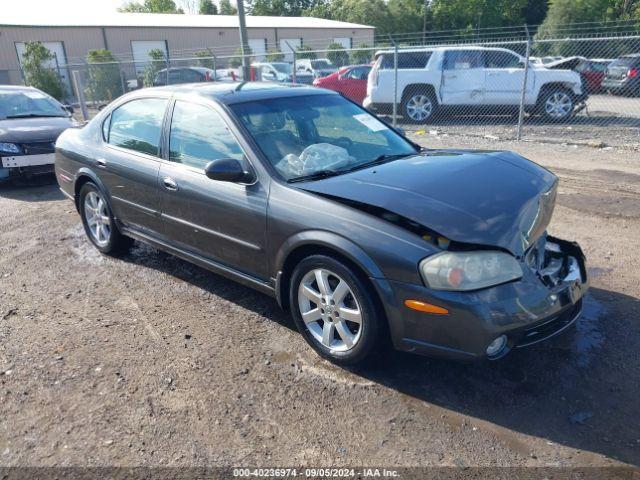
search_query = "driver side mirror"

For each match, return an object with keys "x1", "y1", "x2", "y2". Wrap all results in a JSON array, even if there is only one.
[
  {"x1": 63, "y1": 104, "x2": 74, "y2": 114},
  {"x1": 204, "y1": 158, "x2": 253, "y2": 183}
]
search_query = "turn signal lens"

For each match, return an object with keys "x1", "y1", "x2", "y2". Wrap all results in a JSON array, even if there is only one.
[{"x1": 404, "y1": 300, "x2": 449, "y2": 315}]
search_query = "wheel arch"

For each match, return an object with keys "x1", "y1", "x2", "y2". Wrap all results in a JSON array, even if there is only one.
[
  {"x1": 401, "y1": 83, "x2": 438, "y2": 103},
  {"x1": 74, "y1": 168, "x2": 114, "y2": 214},
  {"x1": 535, "y1": 82, "x2": 577, "y2": 104},
  {"x1": 273, "y1": 232, "x2": 386, "y2": 312}
]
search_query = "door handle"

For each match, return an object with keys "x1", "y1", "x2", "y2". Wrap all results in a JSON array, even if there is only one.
[
  {"x1": 162, "y1": 177, "x2": 178, "y2": 191},
  {"x1": 95, "y1": 158, "x2": 107, "y2": 169}
]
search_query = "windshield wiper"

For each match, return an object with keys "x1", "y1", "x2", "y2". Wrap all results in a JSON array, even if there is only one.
[
  {"x1": 342, "y1": 152, "x2": 416, "y2": 173},
  {"x1": 287, "y1": 169, "x2": 343, "y2": 183},
  {"x1": 5, "y1": 113, "x2": 67, "y2": 119}
]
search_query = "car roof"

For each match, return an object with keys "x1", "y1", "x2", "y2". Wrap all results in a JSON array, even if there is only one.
[
  {"x1": 139, "y1": 81, "x2": 337, "y2": 105},
  {"x1": 0, "y1": 85, "x2": 42, "y2": 93},
  {"x1": 157, "y1": 66, "x2": 213, "y2": 72},
  {"x1": 374, "y1": 45, "x2": 517, "y2": 55}
]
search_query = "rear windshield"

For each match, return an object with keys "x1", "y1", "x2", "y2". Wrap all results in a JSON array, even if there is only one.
[
  {"x1": 379, "y1": 51, "x2": 432, "y2": 69},
  {"x1": 311, "y1": 60, "x2": 333, "y2": 69},
  {"x1": 609, "y1": 56, "x2": 639, "y2": 68}
]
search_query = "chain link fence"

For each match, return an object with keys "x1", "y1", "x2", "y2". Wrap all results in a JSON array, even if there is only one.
[{"x1": 52, "y1": 32, "x2": 640, "y2": 149}]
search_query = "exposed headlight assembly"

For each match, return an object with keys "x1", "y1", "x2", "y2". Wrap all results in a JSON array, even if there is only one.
[
  {"x1": 0, "y1": 142, "x2": 21, "y2": 154},
  {"x1": 420, "y1": 251, "x2": 522, "y2": 291}
]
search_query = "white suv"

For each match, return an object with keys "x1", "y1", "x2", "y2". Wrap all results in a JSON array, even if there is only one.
[{"x1": 364, "y1": 46, "x2": 587, "y2": 123}]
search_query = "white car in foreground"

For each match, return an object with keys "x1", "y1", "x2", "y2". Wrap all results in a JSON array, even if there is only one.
[{"x1": 364, "y1": 46, "x2": 587, "y2": 122}]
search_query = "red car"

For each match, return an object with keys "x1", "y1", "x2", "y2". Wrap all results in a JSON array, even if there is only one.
[
  {"x1": 312, "y1": 65, "x2": 372, "y2": 105},
  {"x1": 576, "y1": 59, "x2": 612, "y2": 93}
]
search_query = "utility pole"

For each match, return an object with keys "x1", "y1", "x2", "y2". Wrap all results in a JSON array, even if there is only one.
[
  {"x1": 236, "y1": 0, "x2": 250, "y2": 81},
  {"x1": 422, "y1": 0, "x2": 428, "y2": 44}
]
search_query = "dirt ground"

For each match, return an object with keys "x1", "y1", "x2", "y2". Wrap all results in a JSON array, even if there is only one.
[{"x1": 0, "y1": 136, "x2": 639, "y2": 472}]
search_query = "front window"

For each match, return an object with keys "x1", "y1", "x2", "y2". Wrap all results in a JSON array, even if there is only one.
[
  {"x1": 230, "y1": 94, "x2": 417, "y2": 181},
  {"x1": 484, "y1": 50, "x2": 522, "y2": 69},
  {"x1": 0, "y1": 89, "x2": 68, "y2": 120}
]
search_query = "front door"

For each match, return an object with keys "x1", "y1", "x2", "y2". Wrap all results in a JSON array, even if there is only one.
[
  {"x1": 101, "y1": 97, "x2": 168, "y2": 235},
  {"x1": 440, "y1": 50, "x2": 485, "y2": 105},
  {"x1": 158, "y1": 99, "x2": 268, "y2": 278},
  {"x1": 483, "y1": 50, "x2": 531, "y2": 105},
  {"x1": 340, "y1": 66, "x2": 370, "y2": 104}
]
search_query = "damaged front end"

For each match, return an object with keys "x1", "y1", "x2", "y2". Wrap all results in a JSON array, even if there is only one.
[{"x1": 512, "y1": 234, "x2": 589, "y2": 348}]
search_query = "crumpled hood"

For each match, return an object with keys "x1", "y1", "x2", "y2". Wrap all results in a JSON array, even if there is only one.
[
  {"x1": 300, "y1": 150, "x2": 558, "y2": 257},
  {"x1": 0, "y1": 116, "x2": 74, "y2": 143}
]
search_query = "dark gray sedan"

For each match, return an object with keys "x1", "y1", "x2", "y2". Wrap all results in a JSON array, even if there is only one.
[
  {"x1": 1, "y1": 85, "x2": 76, "y2": 181},
  {"x1": 55, "y1": 82, "x2": 588, "y2": 365}
]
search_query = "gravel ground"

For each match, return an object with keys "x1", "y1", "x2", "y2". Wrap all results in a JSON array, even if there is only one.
[
  {"x1": 0, "y1": 138, "x2": 639, "y2": 471},
  {"x1": 397, "y1": 94, "x2": 640, "y2": 150}
]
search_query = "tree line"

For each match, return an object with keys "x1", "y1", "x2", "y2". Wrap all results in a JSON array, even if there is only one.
[{"x1": 119, "y1": 0, "x2": 639, "y2": 39}]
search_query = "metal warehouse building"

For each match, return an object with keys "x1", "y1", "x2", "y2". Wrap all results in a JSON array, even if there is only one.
[{"x1": 0, "y1": 12, "x2": 375, "y2": 86}]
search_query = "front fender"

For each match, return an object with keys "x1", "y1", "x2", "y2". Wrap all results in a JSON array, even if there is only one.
[
  {"x1": 272, "y1": 230, "x2": 401, "y2": 332},
  {"x1": 273, "y1": 230, "x2": 386, "y2": 280}
]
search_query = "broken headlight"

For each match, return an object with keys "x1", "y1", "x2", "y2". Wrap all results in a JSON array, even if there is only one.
[{"x1": 420, "y1": 251, "x2": 522, "y2": 291}]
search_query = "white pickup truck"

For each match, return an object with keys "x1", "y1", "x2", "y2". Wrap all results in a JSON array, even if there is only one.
[{"x1": 364, "y1": 46, "x2": 588, "y2": 123}]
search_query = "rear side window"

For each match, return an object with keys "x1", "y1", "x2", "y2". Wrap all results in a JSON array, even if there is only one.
[
  {"x1": 108, "y1": 98, "x2": 167, "y2": 156},
  {"x1": 168, "y1": 100, "x2": 244, "y2": 170},
  {"x1": 379, "y1": 52, "x2": 432, "y2": 69}
]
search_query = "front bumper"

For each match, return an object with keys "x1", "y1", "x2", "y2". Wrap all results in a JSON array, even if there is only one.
[
  {"x1": 373, "y1": 236, "x2": 589, "y2": 361},
  {"x1": 1, "y1": 153, "x2": 56, "y2": 179}
]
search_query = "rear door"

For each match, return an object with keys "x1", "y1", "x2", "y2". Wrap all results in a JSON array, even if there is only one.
[
  {"x1": 158, "y1": 99, "x2": 268, "y2": 278},
  {"x1": 101, "y1": 96, "x2": 168, "y2": 235},
  {"x1": 440, "y1": 50, "x2": 485, "y2": 105},
  {"x1": 483, "y1": 50, "x2": 531, "y2": 105}
]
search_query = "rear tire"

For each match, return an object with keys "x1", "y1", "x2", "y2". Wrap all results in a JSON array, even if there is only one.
[
  {"x1": 401, "y1": 89, "x2": 438, "y2": 124},
  {"x1": 289, "y1": 255, "x2": 384, "y2": 366},
  {"x1": 79, "y1": 182, "x2": 132, "y2": 255}
]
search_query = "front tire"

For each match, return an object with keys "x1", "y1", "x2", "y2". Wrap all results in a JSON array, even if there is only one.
[
  {"x1": 79, "y1": 182, "x2": 132, "y2": 255},
  {"x1": 539, "y1": 87, "x2": 574, "y2": 122},
  {"x1": 289, "y1": 255, "x2": 384, "y2": 366}
]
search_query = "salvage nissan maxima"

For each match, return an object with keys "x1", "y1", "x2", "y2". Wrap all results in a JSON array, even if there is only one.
[{"x1": 55, "y1": 82, "x2": 588, "y2": 366}]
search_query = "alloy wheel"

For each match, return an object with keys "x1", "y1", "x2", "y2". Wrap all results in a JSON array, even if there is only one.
[
  {"x1": 297, "y1": 268, "x2": 363, "y2": 352},
  {"x1": 544, "y1": 91, "x2": 573, "y2": 119},
  {"x1": 406, "y1": 94, "x2": 433, "y2": 122},
  {"x1": 84, "y1": 191, "x2": 111, "y2": 247}
]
